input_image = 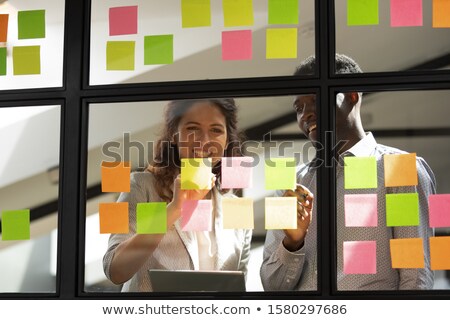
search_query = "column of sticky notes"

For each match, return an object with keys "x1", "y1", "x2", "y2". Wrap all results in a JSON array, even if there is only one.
[{"x1": 0, "y1": 10, "x2": 46, "y2": 76}]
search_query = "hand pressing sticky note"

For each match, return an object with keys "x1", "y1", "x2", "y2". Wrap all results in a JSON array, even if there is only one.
[
  {"x1": 1, "y1": 209, "x2": 30, "y2": 241},
  {"x1": 101, "y1": 161, "x2": 131, "y2": 193},
  {"x1": 428, "y1": 194, "x2": 450, "y2": 228},
  {"x1": 266, "y1": 28, "x2": 297, "y2": 59},
  {"x1": 265, "y1": 197, "x2": 297, "y2": 229},
  {"x1": 268, "y1": 0, "x2": 299, "y2": 25},
  {"x1": 109, "y1": 6, "x2": 138, "y2": 36},
  {"x1": 144, "y1": 35, "x2": 173, "y2": 65},
  {"x1": 265, "y1": 158, "x2": 296, "y2": 190},
  {"x1": 136, "y1": 202, "x2": 167, "y2": 234},
  {"x1": 344, "y1": 194, "x2": 378, "y2": 227},
  {"x1": 181, "y1": 0, "x2": 211, "y2": 28},
  {"x1": 221, "y1": 30, "x2": 252, "y2": 61},
  {"x1": 384, "y1": 153, "x2": 418, "y2": 187},
  {"x1": 221, "y1": 156, "x2": 253, "y2": 188},
  {"x1": 390, "y1": 0, "x2": 423, "y2": 27},
  {"x1": 343, "y1": 241, "x2": 377, "y2": 274},
  {"x1": 106, "y1": 41, "x2": 135, "y2": 71},
  {"x1": 0, "y1": 14, "x2": 9, "y2": 42},
  {"x1": 222, "y1": 0, "x2": 254, "y2": 27},
  {"x1": 13, "y1": 46, "x2": 40, "y2": 75},
  {"x1": 181, "y1": 200, "x2": 212, "y2": 232},
  {"x1": 433, "y1": 0, "x2": 450, "y2": 28},
  {"x1": 222, "y1": 198, "x2": 254, "y2": 229},
  {"x1": 344, "y1": 156, "x2": 377, "y2": 189},
  {"x1": 430, "y1": 236, "x2": 450, "y2": 270},
  {"x1": 99, "y1": 202, "x2": 129, "y2": 234},
  {"x1": 386, "y1": 193, "x2": 419, "y2": 227},
  {"x1": 18, "y1": 10, "x2": 45, "y2": 39},
  {"x1": 390, "y1": 238, "x2": 424, "y2": 269},
  {"x1": 181, "y1": 158, "x2": 213, "y2": 190},
  {"x1": 347, "y1": 0, "x2": 379, "y2": 26}
]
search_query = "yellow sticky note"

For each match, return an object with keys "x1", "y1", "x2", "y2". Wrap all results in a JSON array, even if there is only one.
[
  {"x1": 222, "y1": 198, "x2": 254, "y2": 229},
  {"x1": 101, "y1": 161, "x2": 131, "y2": 192},
  {"x1": 266, "y1": 28, "x2": 297, "y2": 59},
  {"x1": 181, "y1": 0, "x2": 211, "y2": 28},
  {"x1": 390, "y1": 238, "x2": 424, "y2": 269},
  {"x1": 99, "y1": 202, "x2": 129, "y2": 234},
  {"x1": 384, "y1": 153, "x2": 418, "y2": 187},
  {"x1": 181, "y1": 158, "x2": 212, "y2": 190},
  {"x1": 265, "y1": 197, "x2": 297, "y2": 229},
  {"x1": 223, "y1": 0, "x2": 254, "y2": 27},
  {"x1": 430, "y1": 236, "x2": 450, "y2": 270}
]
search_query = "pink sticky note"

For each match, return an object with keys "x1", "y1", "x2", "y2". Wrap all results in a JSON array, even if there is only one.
[
  {"x1": 222, "y1": 30, "x2": 252, "y2": 61},
  {"x1": 109, "y1": 6, "x2": 138, "y2": 36},
  {"x1": 390, "y1": 0, "x2": 423, "y2": 27},
  {"x1": 181, "y1": 200, "x2": 212, "y2": 231},
  {"x1": 343, "y1": 241, "x2": 377, "y2": 274},
  {"x1": 221, "y1": 156, "x2": 253, "y2": 188},
  {"x1": 344, "y1": 194, "x2": 378, "y2": 227},
  {"x1": 429, "y1": 194, "x2": 450, "y2": 228}
]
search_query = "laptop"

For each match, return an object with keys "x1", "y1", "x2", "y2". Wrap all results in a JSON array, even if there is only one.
[{"x1": 148, "y1": 269, "x2": 246, "y2": 292}]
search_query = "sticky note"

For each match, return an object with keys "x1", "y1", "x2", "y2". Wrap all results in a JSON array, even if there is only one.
[
  {"x1": 18, "y1": 10, "x2": 45, "y2": 39},
  {"x1": 430, "y1": 236, "x2": 450, "y2": 270},
  {"x1": 0, "y1": 47, "x2": 6, "y2": 76},
  {"x1": 265, "y1": 197, "x2": 297, "y2": 229},
  {"x1": 344, "y1": 194, "x2": 378, "y2": 227},
  {"x1": 181, "y1": 200, "x2": 212, "y2": 231},
  {"x1": 136, "y1": 202, "x2": 167, "y2": 234},
  {"x1": 221, "y1": 30, "x2": 252, "y2": 61},
  {"x1": 343, "y1": 241, "x2": 377, "y2": 274},
  {"x1": 268, "y1": 0, "x2": 299, "y2": 25},
  {"x1": 101, "y1": 161, "x2": 131, "y2": 193},
  {"x1": 109, "y1": 6, "x2": 138, "y2": 36},
  {"x1": 266, "y1": 28, "x2": 297, "y2": 59},
  {"x1": 181, "y1": 0, "x2": 211, "y2": 28},
  {"x1": 106, "y1": 41, "x2": 135, "y2": 71},
  {"x1": 221, "y1": 156, "x2": 253, "y2": 188},
  {"x1": 223, "y1": 0, "x2": 254, "y2": 27},
  {"x1": 386, "y1": 193, "x2": 419, "y2": 227},
  {"x1": 384, "y1": 153, "x2": 418, "y2": 187},
  {"x1": 99, "y1": 203, "x2": 129, "y2": 234},
  {"x1": 347, "y1": 0, "x2": 379, "y2": 26},
  {"x1": 13, "y1": 46, "x2": 40, "y2": 75},
  {"x1": 433, "y1": 0, "x2": 450, "y2": 28},
  {"x1": 222, "y1": 198, "x2": 254, "y2": 229},
  {"x1": 390, "y1": 0, "x2": 422, "y2": 27},
  {"x1": 265, "y1": 158, "x2": 296, "y2": 190},
  {"x1": 144, "y1": 35, "x2": 174, "y2": 65},
  {"x1": 428, "y1": 194, "x2": 450, "y2": 228},
  {"x1": 390, "y1": 238, "x2": 424, "y2": 268},
  {"x1": 0, "y1": 14, "x2": 8, "y2": 42},
  {"x1": 181, "y1": 158, "x2": 212, "y2": 190},
  {"x1": 344, "y1": 156, "x2": 377, "y2": 189},
  {"x1": 1, "y1": 210, "x2": 30, "y2": 241}
]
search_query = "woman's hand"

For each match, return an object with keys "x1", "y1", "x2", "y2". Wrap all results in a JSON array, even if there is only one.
[
  {"x1": 282, "y1": 184, "x2": 314, "y2": 252},
  {"x1": 169, "y1": 173, "x2": 216, "y2": 212}
]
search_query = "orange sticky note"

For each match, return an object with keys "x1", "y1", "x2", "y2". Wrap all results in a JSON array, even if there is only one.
[
  {"x1": 430, "y1": 236, "x2": 450, "y2": 270},
  {"x1": 222, "y1": 197, "x2": 254, "y2": 229},
  {"x1": 0, "y1": 14, "x2": 8, "y2": 42},
  {"x1": 390, "y1": 238, "x2": 424, "y2": 269},
  {"x1": 101, "y1": 161, "x2": 131, "y2": 192},
  {"x1": 433, "y1": 0, "x2": 450, "y2": 28},
  {"x1": 384, "y1": 153, "x2": 418, "y2": 187},
  {"x1": 99, "y1": 202, "x2": 129, "y2": 234}
]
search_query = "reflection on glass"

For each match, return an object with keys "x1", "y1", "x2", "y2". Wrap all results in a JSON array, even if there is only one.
[{"x1": 0, "y1": 105, "x2": 60, "y2": 293}]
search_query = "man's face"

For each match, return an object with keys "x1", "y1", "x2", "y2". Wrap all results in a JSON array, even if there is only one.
[{"x1": 293, "y1": 94, "x2": 318, "y2": 142}]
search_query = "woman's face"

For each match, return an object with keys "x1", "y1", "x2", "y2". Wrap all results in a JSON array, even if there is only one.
[{"x1": 176, "y1": 101, "x2": 228, "y2": 163}]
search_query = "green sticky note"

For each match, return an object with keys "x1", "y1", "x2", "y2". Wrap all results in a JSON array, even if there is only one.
[
  {"x1": 144, "y1": 35, "x2": 174, "y2": 65},
  {"x1": 223, "y1": 0, "x2": 254, "y2": 27},
  {"x1": 347, "y1": 0, "x2": 379, "y2": 26},
  {"x1": 386, "y1": 193, "x2": 419, "y2": 227},
  {"x1": 106, "y1": 41, "x2": 135, "y2": 70},
  {"x1": 13, "y1": 46, "x2": 40, "y2": 75},
  {"x1": 344, "y1": 156, "x2": 377, "y2": 189},
  {"x1": 181, "y1": 158, "x2": 212, "y2": 190},
  {"x1": 136, "y1": 203, "x2": 167, "y2": 234},
  {"x1": 268, "y1": 0, "x2": 299, "y2": 25},
  {"x1": 1, "y1": 210, "x2": 30, "y2": 241},
  {"x1": 266, "y1": 28, "x2": 297, "y2": 59},
  {"x1": 181, "y1": 0, "x2": 211, "y2": 28},
  {"x1": 18, "y1": 10, "x2": 46, "y2": 39},
  {"x1": 265, "y1": 158, "x2": 296, "y2": 190},
  {"x1": 0, "y1": 47, "x2": 6, "y2": 76}
]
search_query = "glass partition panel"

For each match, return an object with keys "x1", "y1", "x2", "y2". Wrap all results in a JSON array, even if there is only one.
[
  {"x1": 0, "y1": 105, "x2": 61, "y2": 293},
  {"x1": 89, "y1": 0, "x2": 315, "y2": 85}
]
